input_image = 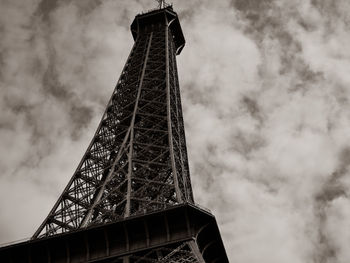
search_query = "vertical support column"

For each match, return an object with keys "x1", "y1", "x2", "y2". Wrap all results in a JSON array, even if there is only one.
[
  {"x1": 165, "y1": 16, "x2": 182, "y2": 203},
  {"x1": 125, "y1": 32, "x2": 154, "y2": 217},
  {"x1": 188, "y1": 240, "x2": 206, "y2": 263},
  {"x1": 123, "y1": 223, "x2": 130, "y2": 263},
  {"x1": 169, "y1": 30, "x2": 190, "y2": 202}
]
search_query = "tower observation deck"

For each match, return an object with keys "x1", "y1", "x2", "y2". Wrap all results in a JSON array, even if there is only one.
[{"x1": 0, "y1": 4, "x2": 228, "y2": 263}]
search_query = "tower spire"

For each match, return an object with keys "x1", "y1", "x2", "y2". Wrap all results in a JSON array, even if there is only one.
[{"x1": 155, "y1": 0, "x2": 170, "y2": 9}]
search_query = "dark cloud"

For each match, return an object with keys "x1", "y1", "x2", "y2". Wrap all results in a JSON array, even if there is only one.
[
  {"x1": 69, "y1": 103, "x2": 94, "y2": 139},
  {"x1": 36, "y1": 0, "x2": 61, "y2": 19},
  {"x1": 241, "y1": 96, "x2": 263, "y2": 123},
  {"x1": 233, "y1": 0, "x2": 273, "y2": 13},
  {"x1": 313, "y1": 147, "x2": 350, "y2": 262},
  {"x1": 42, "y1": 55, "x2": 70, "y2": 100}
]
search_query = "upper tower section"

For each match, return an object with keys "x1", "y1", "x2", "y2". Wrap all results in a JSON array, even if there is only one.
[
  {"x1": 131, "y1": 6, "x2": 185, "y2": 55},
  {"x1": 32, "y1": 2, "x2": 193, "y2": 238}
]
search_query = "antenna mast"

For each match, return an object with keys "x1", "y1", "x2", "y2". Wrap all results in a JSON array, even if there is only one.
[{"x1": 155, "y1": 0, "x2": 170, "y2": 9}]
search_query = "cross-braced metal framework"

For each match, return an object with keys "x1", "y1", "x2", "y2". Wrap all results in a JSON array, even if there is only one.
[
  {"x1": 33, "y1": 7, "x2": 193, "y2": 239},
  {"x1": 108, "y1": 241, "x2": 203, "y2": 263}
]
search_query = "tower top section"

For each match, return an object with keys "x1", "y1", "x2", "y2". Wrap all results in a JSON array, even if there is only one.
[
  {"x1": 155, "y1": 0, "x2": 171, "y2": 9},
  {"x1": 131, "y1": 6, "x2": 185, "y2": 55}
]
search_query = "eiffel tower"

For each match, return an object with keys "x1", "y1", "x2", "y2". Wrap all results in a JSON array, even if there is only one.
[{"x1": 0, "y1": 2, "x2": 228, "y2": 262}]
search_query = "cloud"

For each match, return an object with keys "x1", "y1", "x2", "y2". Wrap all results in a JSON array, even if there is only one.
[
  {"x1": 1, "y1": 0, "x2": 350, "y2": 262},
  {"x1": 179, "y1": 0, "x2": 350, "y2": 261}
]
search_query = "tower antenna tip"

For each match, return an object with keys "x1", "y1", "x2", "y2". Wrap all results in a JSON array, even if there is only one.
[{"x1": 155, "y1": 0, "x2": 171, "y2": 9}]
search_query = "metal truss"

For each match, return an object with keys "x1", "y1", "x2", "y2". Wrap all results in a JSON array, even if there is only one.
[
  {"x1": 106, "y1": 241, "x2": 203, "y2": 263},
  {"x1": 33, "y1": 16, "x2": 194, "y2": 238}
]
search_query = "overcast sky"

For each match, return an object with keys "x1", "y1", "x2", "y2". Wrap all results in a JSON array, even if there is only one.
[{"x1": 1, "y1": 0, "x2": 350, "y2": 262}]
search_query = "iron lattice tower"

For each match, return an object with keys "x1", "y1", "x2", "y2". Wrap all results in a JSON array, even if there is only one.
[
  {"x1": 0, "y1": 5, "x2": 228, "y2": 263},
  {"x1": 33, "y1": 7, "x2": 193, "y2": 237}
]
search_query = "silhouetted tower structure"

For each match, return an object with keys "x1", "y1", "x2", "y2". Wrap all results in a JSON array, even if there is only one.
[{"x1": 0, "y1": 3, "x2": 228, "y2": 262}]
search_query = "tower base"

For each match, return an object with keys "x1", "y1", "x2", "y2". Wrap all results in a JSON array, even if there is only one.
[{"x1": 0, "y1": 204, "x2": 228, "y2": 262}]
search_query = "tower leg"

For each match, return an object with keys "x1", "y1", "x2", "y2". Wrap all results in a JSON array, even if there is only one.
[{"x1": 188, "y1": 240, "x2": 206, "y2": 263}]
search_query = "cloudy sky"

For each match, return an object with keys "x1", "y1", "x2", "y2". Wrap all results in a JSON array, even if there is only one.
[{"x1": 1, "y1": 0, "x2": 350, "y2": 262}]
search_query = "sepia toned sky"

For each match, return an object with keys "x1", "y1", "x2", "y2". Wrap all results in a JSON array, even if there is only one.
[{"x1": 1, "y1": 0, "x2": 350, "y2": 262}]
